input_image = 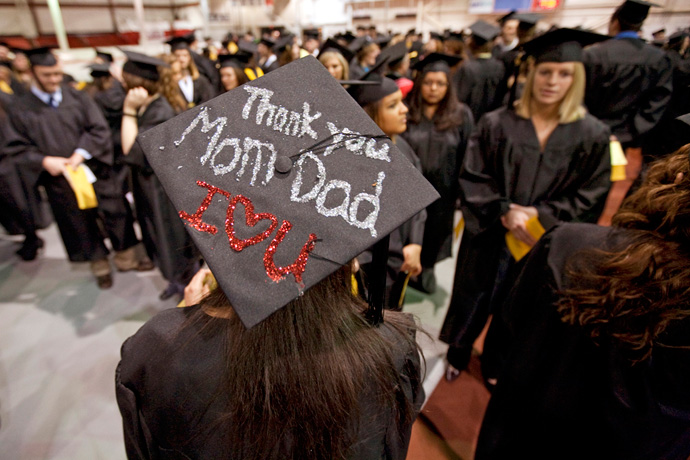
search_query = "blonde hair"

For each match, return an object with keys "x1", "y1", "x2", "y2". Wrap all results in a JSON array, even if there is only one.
[
  {"x1": 515, "y1": 60, "x2": 586, "y2": 123},
  {"x1": 318, "y1": 51, "x2": 349, "y2": 80}
]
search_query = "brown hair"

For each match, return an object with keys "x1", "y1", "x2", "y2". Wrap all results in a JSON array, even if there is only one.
[
  {"x1": 405, "y1": 64, "x2": 465, "y2": 132},
  {"x1": 558, "y1": 148, "x2": 690, "y2": 361},
  {"x1": 182, "y1": 263, "x2": 422, "y2": 459},
  {"x1": 121, "y1": 71, "x2": 160, "y2": 95},
  {"x1": 158, "y1": 54, "x2": 188, "y2": 113}
]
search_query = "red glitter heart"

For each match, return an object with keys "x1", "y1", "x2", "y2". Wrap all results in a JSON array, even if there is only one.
[{"x1": 225, "y1": 195, "x2": 279, "y2": 251}]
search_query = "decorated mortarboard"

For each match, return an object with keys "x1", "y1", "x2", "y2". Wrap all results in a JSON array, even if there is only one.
[
  {"x1": 513, "y1": 13, "x2": 541, "y2": 28},
  {"x1": 616, "y1": 0, "x2": 659, "y2": 24},
  {"x1": 167, "y1": 34, "x2": 195, "y2": 51},
  {"x1": 122, "y1": 50, "x2": 169, "y2": 81},
  {"x1": 319, "y1": 38, "x2": 355, "y2": 63},
  {"x1": 469, "y1": 20, "x2": 501, "y2": 44},
  {"x1": 498, "y1": 10, "x2": 517, "y2": 24},
  {"x1": 218, "y1": 52, "x2": 251, "y2": 68},
  {"x1": 377, "y1": 41, "x2": 408, "y2": 68},
  {"x1": 411, "y1": 52, "x2": 461, "y2": 72},
  {"x1": 134, "y1": 55, "x2": 439, "y2": 328},
  {"x1": 26, "y1": 47, "x2": 57, "y2": 67},
  {"x1": 88, "y1": 62, "x2": 111, "y2": 77},
  {"x1": 522, "y1": 28, "x2": 609, "y2": 64},
  {"x1": 96, "y1": 49, "x2": 113, "y2": 63}
]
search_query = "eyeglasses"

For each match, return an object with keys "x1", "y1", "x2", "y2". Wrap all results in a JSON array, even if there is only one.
[{"x1": 422, "y1": 80, "x2": 448, "y2": 88}]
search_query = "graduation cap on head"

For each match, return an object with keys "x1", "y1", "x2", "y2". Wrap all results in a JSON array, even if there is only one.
[
  {"x1": 429, "y1": 31, "x2": 444, "y2": 41},
  {"x1": 238, "y1": 40, "x2": 259, "y2": 55},
  {"x1": 668, "y1": 30, "x2": 689, "y2": 46},
  {"x1": 513, "y1": 12, "x2": 541, "y2": 29},
  {"x1": 445, "y1": 31, "x2": 465, "y2": 42},
  {"x1": 345, "y1": 56, "x2": 399, "y2": 106},
  {"x1": 122, "y1": 50, "x2": 169, "y2": 81},
  {"x1": 319, "y1": 38, "x2": 355, "y2": 63},
  {"x1": 615, "y1": 0, "x2": 659, "y2": 24},
  {"x1": 652, "y1": 27, "x2": 666, "y2": 35},
  {"x1": 522, "y1": 27, "x2": 609, "y2": 64},
  {"x1": 96, "y1": 49, "x2": 113, "y2": 63},
  {"x1": 88, "y1": 62, "x2": 111, "y2": 78},
  {"x1": 272, "y1": 34, "x2": 294, "y2": 53},
  {"x1": 348, "y1": 36, "x2": 373, "y2": 53},
  {"x1": 469, "y1": 20, "x2": 501, "y2": 45},
  {"x1": 335, "y1": 31, "x2": 356, "y2": 44},
  {"x1": 133, "y1": 55, "x2": 439, "y2": 328},
  {"x1": 26, "y1": 47, "x2": 57, "y2": 67},
  {"x1": 376, "y1": 41, "x2": 407, "y2": 68},
  {"x1": 411, "y1": 52, "x2": 461, "y2": 72},
  {"x1": 259, "y1": 36, "x2": 276, "y2": 48},
  {"x1": 167, "y1": 34, "x2": 195, "y2": 51},
  {"x1": 218, "y1": 52, "x2": 251, "y2": 69},
  {"x1": 303, "y1": 28, "x2": 320, "y2": 40},
  {"x1": 499, "y1": 10, "x2": 517, "y2": 24}
]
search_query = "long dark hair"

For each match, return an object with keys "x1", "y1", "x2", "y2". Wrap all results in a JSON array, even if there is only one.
[
  {"x1": 558, "y1": 148, "x2": 690, "y2": 361},
  {"x1": 406, "y1": 65, "x2": 464, "y2": 131},
  {"x1": 183, "y1": 263, "x2": 422, "y2": 459}
]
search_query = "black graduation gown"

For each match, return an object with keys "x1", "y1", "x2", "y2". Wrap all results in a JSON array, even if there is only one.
[
  {"x1": 125, "y1": 97, "x2": 200, "y2": 285},
  {"x1": 5, "y1": 84, "x2": 113, "y2": 262},
  {"x1": 180, "y1": 75, "x2": 215, "y2": 109},
  {"x1": 453, "y1": 57, "x2": 505, "y2": 122},
  {"x1": 91, "y1": 80, "x2": 139, "y2": 252},
  {"x1": 358, "y1": 137, "x2": 427, "y2": 309},
  {"x1": 116, "y1": 305, "x2": 424, "y2": 460},
  {"x1": 439, "y1": 108, "x2": 611, "y2": 369},
  {"x1": 583, "y1": 38, "x2": 673, "y2": 147},
  {"x1": 401, "y1": 104, "x2": 474, "y2": 267},
  {"x1": 191, "y1": 52, "x2": 221, "y2": 95},
  {"x1": 475, "y1": 223, "x2": 690, "y2": 460}
]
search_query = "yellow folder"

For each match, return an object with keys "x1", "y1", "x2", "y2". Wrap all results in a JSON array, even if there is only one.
[
  {"x1": 610, "y1": 140, "x2": 628, "y2": 182},
  {"x1": 505, "y1": 216, "x2": 546, "y2": 262},
  {"x1": 64, "y1": 165, "x2": 98, "y2": 210}
]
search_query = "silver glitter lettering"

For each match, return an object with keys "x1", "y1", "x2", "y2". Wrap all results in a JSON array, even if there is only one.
[
  {"x1": 299, "y1": 102, "x2": 321, "y2": 139},
  {"x1": 239, "y1": 138, "x2": 277, "y2": 186},
  {"x1": 173, "y1": 107, "x2": 227, "y2": 166},
  {"x1": 273, "y1": 106, "x2": 288, "y2": 133},
  {"x1": 210, "y1": 137, "x2": 242, "y2": 176},
  {"x1": 349, "y1": 171, "x2": 385, "y2": 238},
  {"x1": 364, "y1": 139, "x2": 391, "y2": 162},
  {"x1": 316, "y1": 180, "x2": 351, "y2": 219},
  {"x1": 290, "y1": 152, "x2": 326, "y2": 203}
]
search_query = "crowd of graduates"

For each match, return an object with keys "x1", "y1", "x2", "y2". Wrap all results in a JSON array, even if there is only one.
[{"x1": 2, "y1": 0, "x2": 690, "y2": 456}]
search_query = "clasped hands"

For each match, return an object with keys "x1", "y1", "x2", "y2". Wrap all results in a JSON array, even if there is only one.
[
  {"x1": 501, "y1": 204, "x2": 539, "y2": 247},
  {"x1": 42, "y1": 152, "x2": 85, "y2": 176}
]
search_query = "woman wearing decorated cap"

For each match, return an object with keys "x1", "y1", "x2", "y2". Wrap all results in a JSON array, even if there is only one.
[
  {"x1": 116, "y1": 56, "x2": 438, "y2": 459},
  {"x1": 474, "y1": 142, "x2": 690, "y2": 459},
  {"x1": 440, "y1": 29, "x2": 613, "y2": 383},
  {"x1": 346, "y1": 60, "x2": 428, "y2": 311},
  {"x1": 120, "y1": 50, "x2": 202, "y2": 301},
  {"x1": 402, "y1": 52, "x2": 474, "y2": 294}
]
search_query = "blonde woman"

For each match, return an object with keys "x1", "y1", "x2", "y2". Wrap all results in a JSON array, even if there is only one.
[{"x1": 440, "y1": 29, "x2": 613, "y2": 383}]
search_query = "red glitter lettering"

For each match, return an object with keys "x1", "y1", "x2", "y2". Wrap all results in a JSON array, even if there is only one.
[
  {"x1": 264, "y1": 220, "x2": 318, "y2": 283},
  {"x1": 179, "y1": 180, "x2": 231, "y2": 234},
  {"x1": 225, "y1": 195, "x2": 279, "y2": 251}
]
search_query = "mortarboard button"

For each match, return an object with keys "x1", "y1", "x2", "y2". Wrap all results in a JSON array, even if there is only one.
[
  {"x1": 274, "y1": 156, "x2": 293, "y2": 174},
  {"x1": 134, "y1": 56, "x2": 439, "y2": 328}
]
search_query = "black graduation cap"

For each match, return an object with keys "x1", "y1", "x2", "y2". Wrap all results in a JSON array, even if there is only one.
[
  {"x1": 615, "y1": 0, "x2": 659, "y2": 24},
  {"x1": 303, "y1": 28, "x2": 320, "y2": 40},
  {"x1": 259, "y1": 36, "x2": 276, "y2": 48},
  {"x1": 411, "y1": 52, "x2": 461, "y2": 72},
  {"x1": 335, "y1": 31, "x2": 357, "y2": 44},
  {"x1": 445, "y1": 31, "x2": 465, "y2": 42},
  {"x1": 121, "y1": 50, "x2": 169, "y2": 81},
  {"x1": 653, "y1": 27, "x2": 666, "y2": 35},
  {"x1": 238, "y1": 40, "x2": 259, "y2": 55},
  {"x1": 26, "y1": 47, "x2": 57, "y2": 67},
  {"x1": 88, "y1": 62, "x2": 111, "y2": 78},
  {"x1": 376, "y1": 41, "x2": 407, "y2": 68},
  {"x1": 513, "y1": 12, "x2": 541, "y2": 28},
  {"x1": 348, "y1": 36, "x2": 373, "y2": 53},
  {"x1": 167, "y1": 34, "x2": 195, "y2": 52},
  {"x1": 319, "y1": 38, "x2": 355, "y2": 63},
  {"x1": 498, "y1": 10, "x2": 517, "y2": 24},
  {"x1": 522, "y1": 27, "x2": 609, "y2": 64},
  {"x1": 345, "y1": 57, "x2": 399, "y2": 107},
  {"x1": 96, "y1": 49, "x2": 113, "y2": 63},
  {"x1": 469, "y1": 20, "x2": 501, "y2": 45},
  {"x1": 272, "y1": 34, "x2": 294, "y2": 53},
  {"x1": 133, "y1": 55, "x2": 439, "y2": 328},
  {"x1": 430, "y1": 31, "x2": 444, "y2": 41},
  {"x1": 0, "y1": 60, "x2": 12, "y2": 69},
  {"x1": 668, "y1": 30, "x2": 689, "y2": 46},
  {"x1": 218, "y1": 52, "x2": 251, "y2": 69}
]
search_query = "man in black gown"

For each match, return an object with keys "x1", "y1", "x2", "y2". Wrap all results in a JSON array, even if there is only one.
[
  {"x1": 583, "y1": 0, "x2": 673, "y2": 224},
  {"x1": 5, "y1": 48, "x2": 118, "y2": 288}
]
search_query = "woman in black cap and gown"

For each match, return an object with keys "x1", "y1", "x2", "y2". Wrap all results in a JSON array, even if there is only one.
[
  {"x1": 474, "y1": 141, "x2": 690, "y2": 460},
  {"x1": 167, "y1": 36, "x2": 215, "y2": 108},
  {"x1": 402, "y1": 52, "x2": 474, "y2": 293},
  {"x1": 440, "y1": 29, "x2": 613, "y2": 381},
  {"x1": 120, "y1": 50, "x2": 201, "y2": 300},
  {"x1": 116, "y1": 56, "x2": 436, "y2": 459},
  {"x1": 218, "y1": 53, "x2": 250, "y2": 92}
]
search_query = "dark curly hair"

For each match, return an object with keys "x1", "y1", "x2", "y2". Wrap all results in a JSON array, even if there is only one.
[{"x1": 557, "y1": 147, "x2": 690, "y2": 361}]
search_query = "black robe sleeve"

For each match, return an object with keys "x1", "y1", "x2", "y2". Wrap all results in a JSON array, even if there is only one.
[
  {"x1": 116, "y1": 356, "x2": 157, "y2": 460},
  {"x1": 125, "y1": 98, "x2": 176, "y2": 172},
  {"x1": 193, "y1": 75, "x2": 215, "y2": 106},
  {"x1": 73, "y1": 89, "x2": 114, "y2": 165}
]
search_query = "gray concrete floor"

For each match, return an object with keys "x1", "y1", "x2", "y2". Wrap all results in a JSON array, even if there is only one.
[{"x1": 0, "y1": 214, "x2": 460, "y2": 459}]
